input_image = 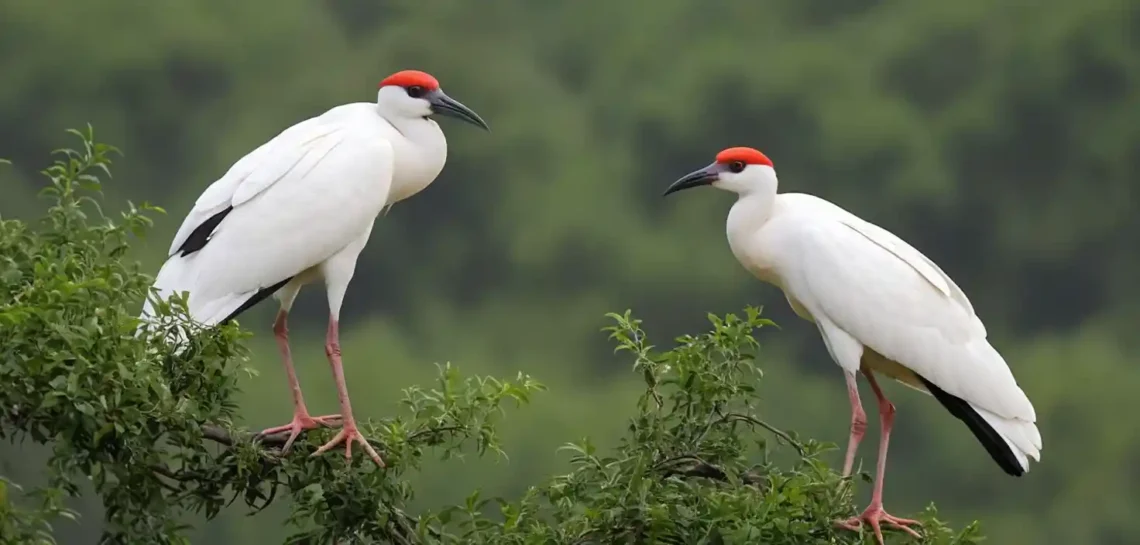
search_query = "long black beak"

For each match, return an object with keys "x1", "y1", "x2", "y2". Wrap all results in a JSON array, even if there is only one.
[
  {"x1": 663, "y1": 163, "x2": 720, "y2": 197},
  {"x1": 427, "y1": 90, "x2": 490, "y2": 131}
]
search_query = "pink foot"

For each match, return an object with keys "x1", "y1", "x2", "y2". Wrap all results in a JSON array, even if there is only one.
[
  {"x1": 834, "y1": 505, "x2": 922, "y2": 544},
  {"x1": 311, "y1": 424, "x2": 385, "y2": 467},
  {"x1": 257, "y1": 413, "x2": 342, "y2": 454}
]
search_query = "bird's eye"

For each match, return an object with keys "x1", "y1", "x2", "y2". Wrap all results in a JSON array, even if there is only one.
[
  {"x1": 728, "y1": 161, "x2": 746, "y2": 173},
  {"x1": 406, "y1": 86, "x2": 425, "y2": 98}
]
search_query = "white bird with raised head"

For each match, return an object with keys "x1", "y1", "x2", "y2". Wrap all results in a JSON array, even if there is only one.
[
  {"x1": 140, "y1": 69, "x2": 489, "y2": 467},
  {"x1": 663, "y1": 146, "x2": 1041, "y2": 544}
]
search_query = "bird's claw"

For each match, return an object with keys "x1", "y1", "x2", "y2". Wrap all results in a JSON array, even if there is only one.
[
  {"x1": 311, "y1": 425, "x2": 385, "y2": 467},
  {"x1": 834, "y1": 506, "x2": 922, "y2": 544},
  {"x1": 256, "y1": 413, "x2": 343, "y2": 454}
]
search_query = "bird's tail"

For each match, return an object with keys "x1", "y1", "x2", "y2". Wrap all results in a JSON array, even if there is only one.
[
  {"x1": 974, "y1": 405, "x2": 1042, "y2": 474},
  {"x1": 139, "y1": 254, "x2": 284, "y2": 350},
  {"x1": 138, "y1": 256, "x2": 198, "y2": 346},
  {"x1": 917, "y1": 373, "x2": 1042, "y2": 477},
  {"x1": 966, "y1": 340, "x2": 1042, "y2": 474},
  {"x1": 138, "y1": 255, "x2": 253, "y2": 346}
]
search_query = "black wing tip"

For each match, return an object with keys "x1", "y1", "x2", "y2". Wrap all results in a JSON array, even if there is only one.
[
  {"x1": 916, "y1": 374, "x2": 1025, "y2": 477},
  {"x1": 177, "y1": 206, "x2": 234, "y2": 257},
  {"x1": 219, "y1": 276, "x2": 294, "y2": 325}
]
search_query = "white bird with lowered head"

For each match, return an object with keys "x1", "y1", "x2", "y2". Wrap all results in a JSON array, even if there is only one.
[
  {"x1": 140, "y1": 69, "x2": 489, "y2": 467},
  {"x1": 663, "y1": 147, "x2": 1041, "y2": 544}
]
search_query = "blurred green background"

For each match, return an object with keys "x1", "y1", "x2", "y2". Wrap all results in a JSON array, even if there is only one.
[{"x1": 2, "y1": 0, "x2": 1138, "y2": 543}]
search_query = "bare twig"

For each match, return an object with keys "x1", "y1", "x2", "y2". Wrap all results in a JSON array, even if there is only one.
[
  {"x1": 200, "y1": 424, "x2": 236, "y2": 446},
  {"x1": 653, "y1": 454, "x2": 766, "y2": 487},
  {"x1": 200, "y1": 424, "x2": 291, "y2": 449},
  {"x1": 691, "y1": 404, "x2": 721, "y2": 446},
  {"x1": 721, "y1": 412, "x2": 804, "y2": 455},
  {"x1": 406, "y1": 425, "x2": 465, "y2": 444},
  {"x1": 387, "y1": 506, "x2": 429, "y2": 545},
  {"x1": 652, "y1": 453, "x2": 708, "y2": 471},
  {"x1": 151, "y1": 463, "x2": 182, "y2": 480},
  {"x1": 150, "y1": 464, "x2": 184, "y2": 491},
  {"x1": 150, "y1": 463, "x2": 204, "y2": 484},
  {"x1": 665, "y1": 463, "x2": 766, "y2": 487}
]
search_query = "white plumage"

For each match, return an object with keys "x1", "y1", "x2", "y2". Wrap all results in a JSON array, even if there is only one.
[
  {"x1": 665, "y1": 146, "x2": 1040, "y2": 544},
  {"x1": 140, "y1": 70, "x2": 488, "y2": 467},
  {"x1": 143, "y1": 121, "x2": 395, "y2": 326},
  {"x1": 756, "y1": 193, "x2": 1040, "y2": 464}
]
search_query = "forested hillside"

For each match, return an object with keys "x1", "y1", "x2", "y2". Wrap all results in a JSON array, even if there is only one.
[{"x1": 1, "y1": 1, "x2": 1137, "y2": 543}]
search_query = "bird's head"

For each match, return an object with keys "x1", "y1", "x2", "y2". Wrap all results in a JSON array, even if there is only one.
[
  {"x1": 663, "y1": 147, "x2": 776, "y2": 197},
  {"x1": 376, "y1": 70, "x2": 490, "y2": 131}
]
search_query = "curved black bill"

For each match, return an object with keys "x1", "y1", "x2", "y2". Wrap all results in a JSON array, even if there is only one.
[
  {"x1": 663, "y1": 164, "x2": 720, "y2": 197},
  {"x1": 428, "y1": 90, "x2": 490, "y2": 131}
]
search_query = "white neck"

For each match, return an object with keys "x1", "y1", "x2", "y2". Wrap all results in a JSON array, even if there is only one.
[
  {"x1": 727, "y1": 167, "x2": 778, "y2": 226},
  {"x1": 377, "y1": 105, "x2": 449, "y2": 203},
  {"x1": 724, "y1": 170, "x2": 779, "y2": 266},
  {"x1": 727, "y1": 190, "x2": 777, "y2": 238}
]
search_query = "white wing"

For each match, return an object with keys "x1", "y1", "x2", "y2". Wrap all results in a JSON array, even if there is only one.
[
  {"x1": 143, "y1": 116, "x2": 394, "y2": 326},
  {"x1": 167, "y1": 106, "x2": 363, "y2": 257},
  {"x1": 764, "y1": 198, "x2": 1040, "y2": 468},
  {"x1": 779, "y1": 193, "x2": 981, "y2": 330}
]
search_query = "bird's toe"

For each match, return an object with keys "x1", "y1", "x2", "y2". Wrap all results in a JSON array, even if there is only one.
[
  {"x1": 311, "y1": 426, "x2": 385, "y2": 468},
  {"x1": 846, "y1": 507, "x2": 923, "y2": 543},
  {"x1": 354, "y1": 435, "x2": 386, "y2": 467},
  {"x1": 880, "y1": 513, "x2": 923, "y2": 538},
  {"x1": 310, "y1": 413, "x2": 344, "y2": 427},
  {"x1": 311, "y1": 428, "x2": 348, "y2": 457},
  {"x1": 259, "y1": 416, "x2": 316, "y2": 439}
]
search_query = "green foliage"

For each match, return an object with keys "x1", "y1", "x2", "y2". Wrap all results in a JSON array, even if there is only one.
[
  {"x1": 0, "y1": 126, "x2": 248, "y2": 541},
  {"x1": 0, "y1": 476, "x2": 77, "y2": 545},
  {"x1": 0, "y1": 131, "x2": 983, "y2": 544},
  {"x1": 4, "y1": 2, "x2": 1137, "y2": 542},
  {"x1": 278, "y1": 365, "x2": 544, "y2": 544},
  {"x1": 413, "y1": 311, "x2": 980, "y2": 545}
]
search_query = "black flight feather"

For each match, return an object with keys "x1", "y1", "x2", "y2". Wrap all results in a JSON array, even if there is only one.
[
  {"x1": 177, "y1": 206, "x2": 234, "y2": 257},
  {"x1": 915, "y1": 374, "x2": 1025, "y2": 477},
  {"x1": 219, "y1": 276, "x2": 294, "y2": 325}
]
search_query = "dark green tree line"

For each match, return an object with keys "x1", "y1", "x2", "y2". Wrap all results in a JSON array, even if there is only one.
[{"x1": 2, "y1": 1, "x2": 1136, "y2": 543}]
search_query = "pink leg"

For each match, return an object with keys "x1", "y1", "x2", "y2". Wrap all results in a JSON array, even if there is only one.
[
  {"x1": 311, "y1": 317, "x2": 385, "y2": 467},
  {"x1": 257, "y1": 309, "x2": 342, "y2": 453},
  {"x1": 840, "y1": 372, "x2": 868, "y2": 478},
  {"x1": 835, "y1": 370, "x2": 922, "y2": 544}
]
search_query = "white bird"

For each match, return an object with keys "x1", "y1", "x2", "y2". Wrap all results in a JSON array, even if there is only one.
[
  {"x1": 663, "y1": 147, "x2": 1041, "y2": 544},
  {"x1": 140, "y1": 69, "x2": 489, "y2": 467}
]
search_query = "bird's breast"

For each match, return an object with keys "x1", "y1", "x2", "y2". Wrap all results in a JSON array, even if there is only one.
[
  {"x1": 726, "y1": 222, "x2": 781, "y2": 286},
  {"x1": 389, "y1": 162, "x2": 444, "y2": 203},
  {"x1": 386, "y1": 121, "x2": 448, "y2": 203}
]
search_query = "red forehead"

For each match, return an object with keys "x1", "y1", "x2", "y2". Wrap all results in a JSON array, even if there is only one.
[
  {"x1": 378, "y1": 70, "x2": 440, "y2": 90},
  {"x1": 715, "y1": 147, "x2": 773, "y2": 167}
]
